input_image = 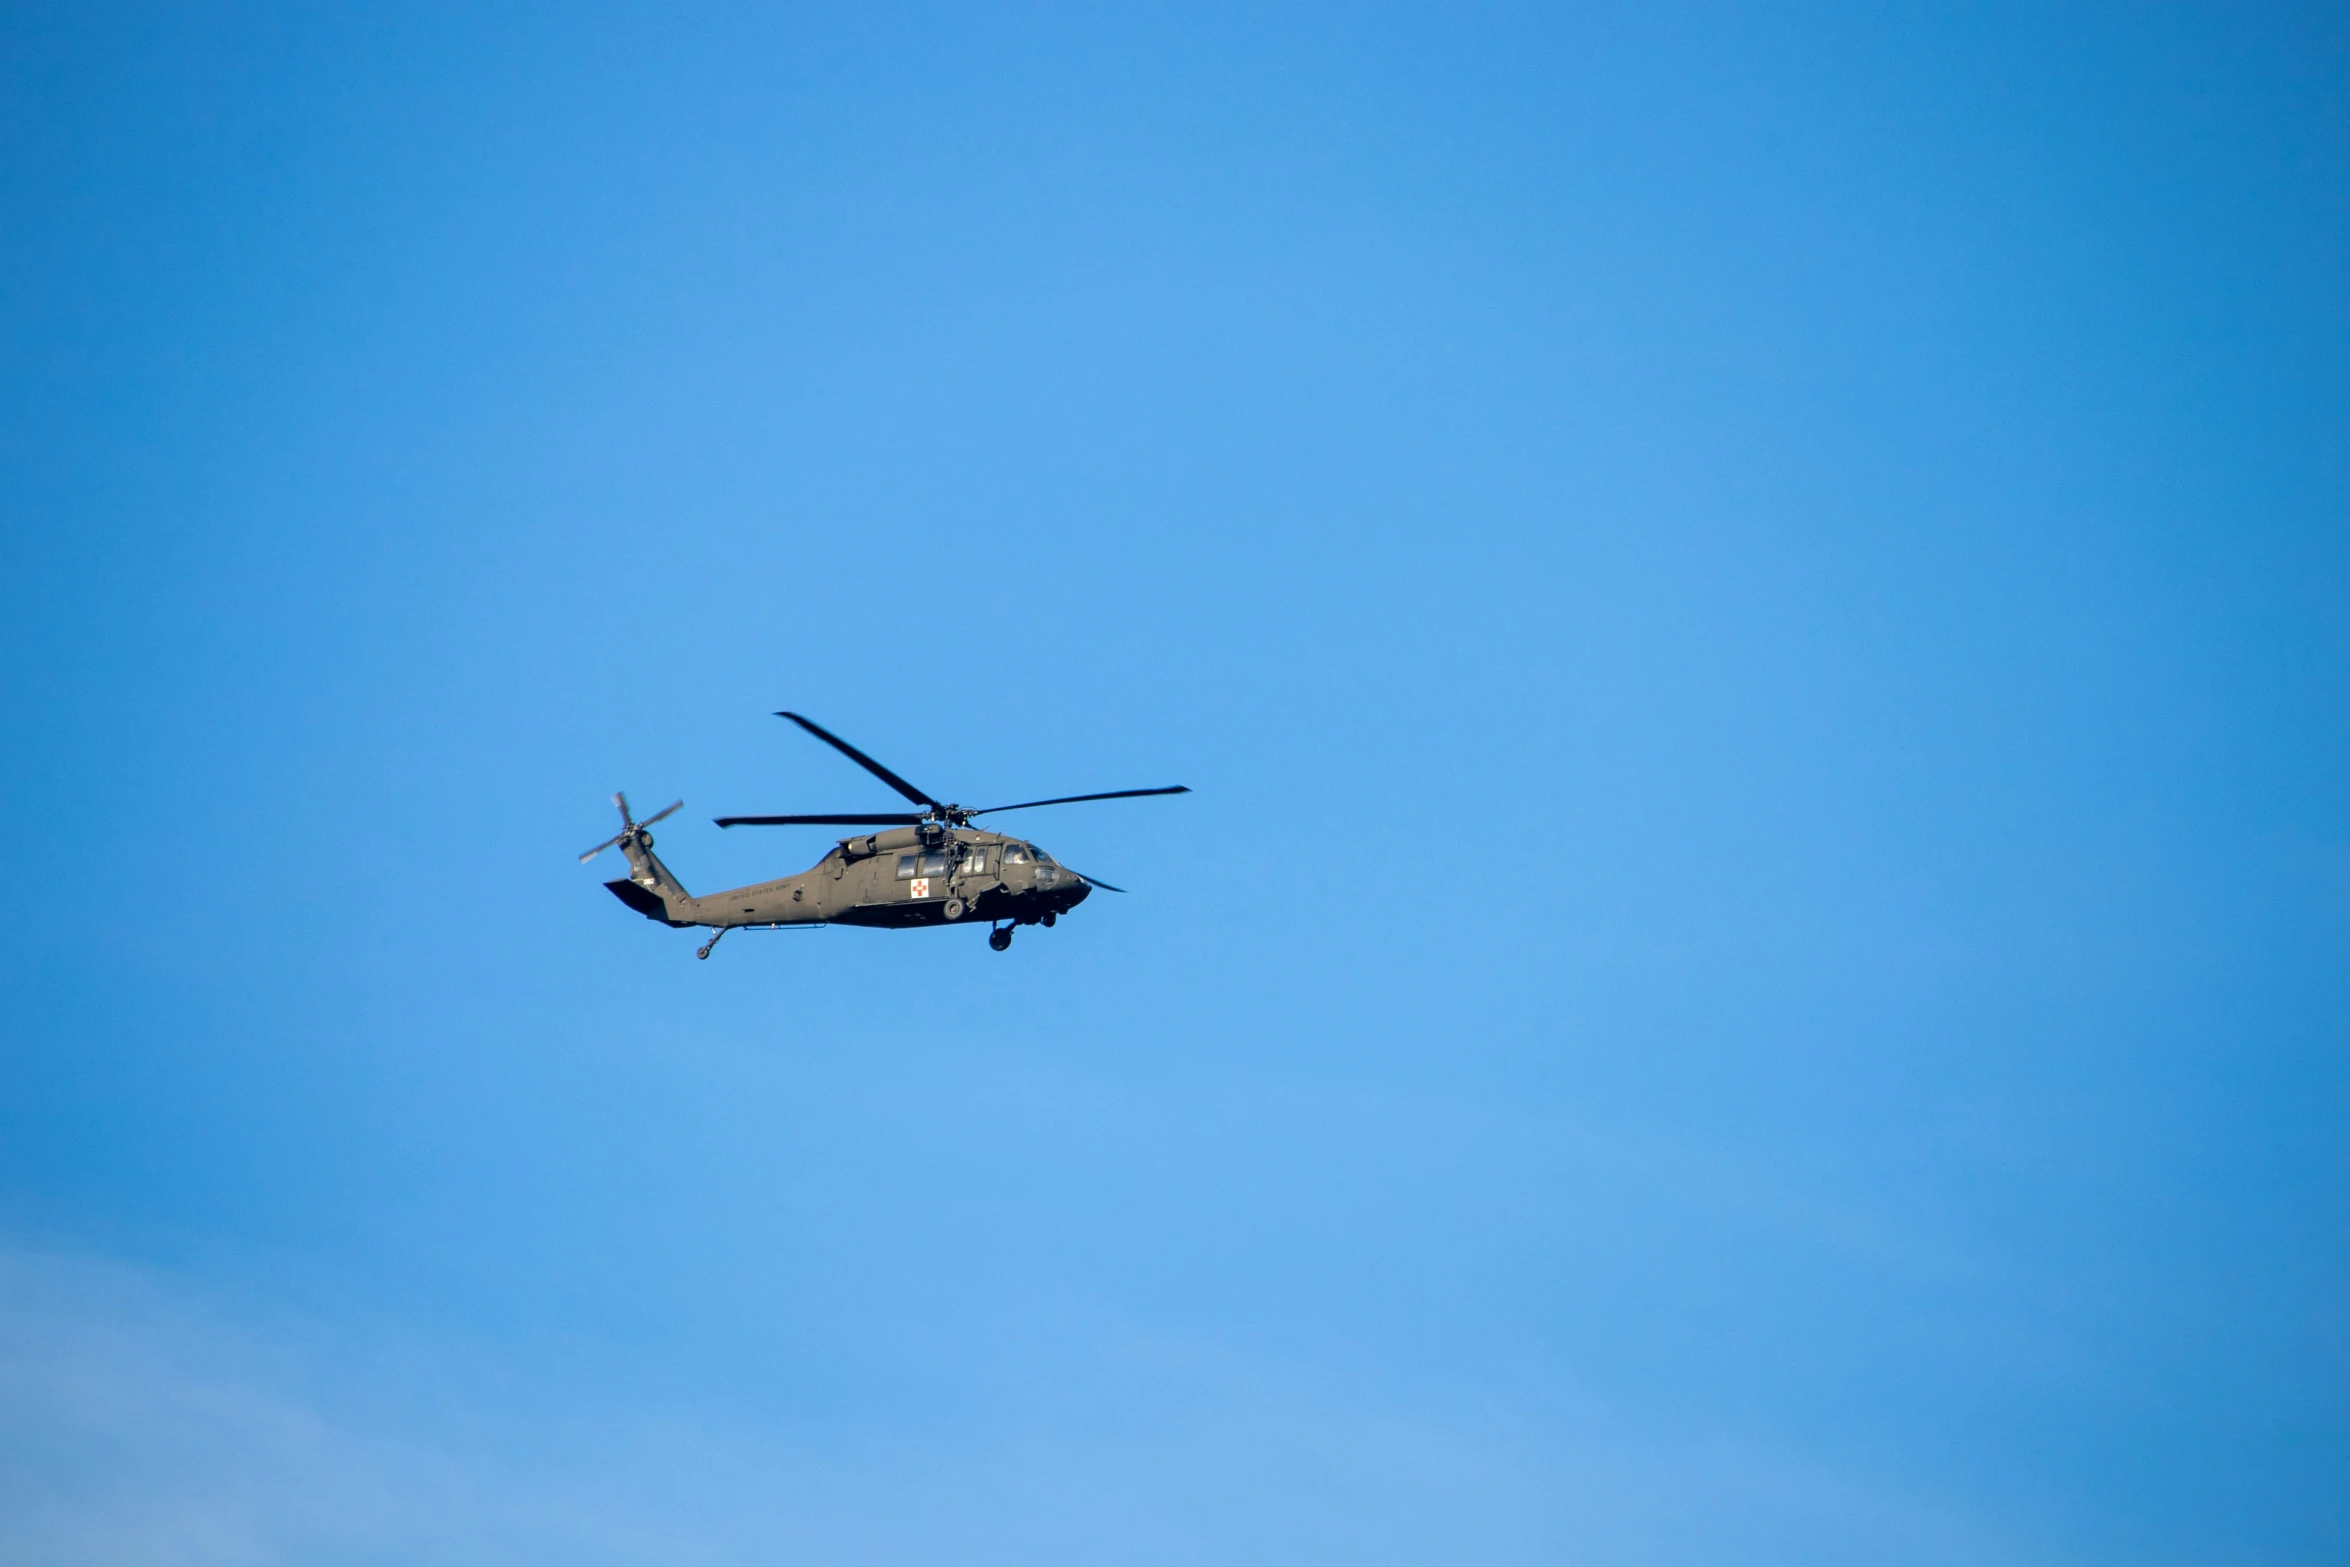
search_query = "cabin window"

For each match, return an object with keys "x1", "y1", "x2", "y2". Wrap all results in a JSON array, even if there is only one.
[
  {"x1": 961, "y1": 847, "x2": 988, "y2": 874},
  {"x1": 894, "y1": 854, "x2": 918, "y2": 880},
  {"x1": 918, "y1": 851, "x2": 950, "y2": 877}
]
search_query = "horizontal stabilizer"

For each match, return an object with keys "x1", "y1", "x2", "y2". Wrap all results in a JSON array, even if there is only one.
[{"x1": 605, "y1": 878, "x2": 689, "y2": 926}]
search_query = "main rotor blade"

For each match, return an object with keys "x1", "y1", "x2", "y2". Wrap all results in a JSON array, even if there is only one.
[
  {"x1": 638, "y1": 800, "x2": 684, "y2": 828},
  {"x1": 1069, "y1": 867, "x2": 1127, "y2": 893},
  {"x1": 714, "y1": 813, "x2": 925, "y2": 828},
  {"x1": 970, "y1": 785, "x2": 1191, "y2": 816},
  {"x1": 777, "y1": 712, "x2": 939, "y2": 809}
]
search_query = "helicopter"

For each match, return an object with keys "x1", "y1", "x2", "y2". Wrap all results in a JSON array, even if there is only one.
[{"x1": 581, "y1": 711, "x2": 1189, "y2": 957}]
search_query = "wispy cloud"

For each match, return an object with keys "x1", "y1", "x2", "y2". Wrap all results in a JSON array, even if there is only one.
[
  {"x1": 0, "y1": 1238, "x2": 2028, "y2": 1566},
  {"x1": 0, "y1": 1243, "x2": 705, "y2": 1566}
]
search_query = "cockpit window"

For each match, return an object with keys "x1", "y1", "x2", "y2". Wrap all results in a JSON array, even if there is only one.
[
  {"x1": 1030, "y1": 845, "x2": 1055, "y2": 865},
  {"x1": 1004, "y1": 844, "x2": 1030, "y2": 864}
]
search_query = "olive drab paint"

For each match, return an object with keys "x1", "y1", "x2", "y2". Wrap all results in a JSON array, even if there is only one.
[{"x1": 580, "y1": 711, "x2": 1187, "y2": 959}]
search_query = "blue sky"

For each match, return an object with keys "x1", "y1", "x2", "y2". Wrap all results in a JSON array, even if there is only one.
[{"x1": 3, "y1": 4, "x2": 2345, "y2": 1562}]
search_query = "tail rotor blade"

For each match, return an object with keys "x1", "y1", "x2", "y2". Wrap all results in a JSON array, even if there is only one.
[{"x1": 582, "y1": 792, "x2": 680, "y2": 862}]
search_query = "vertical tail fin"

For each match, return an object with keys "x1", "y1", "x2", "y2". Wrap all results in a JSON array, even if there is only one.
[
  {"x1": 614, "y1": 831, "x2": 695, "y2": 921},
  {"x1": 582, "y1": 792, "x2": 699, "y2": 925}
]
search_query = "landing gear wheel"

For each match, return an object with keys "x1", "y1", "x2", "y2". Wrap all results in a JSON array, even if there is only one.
[
  {"x1": 1042, "y1": 910, "x2": 1057, "y2": 928},
  {"x1": 943, "y1": 896, "x2": 966, "y2": 921},
  {"x1": 988, "y1": 926, "x2": 1013, "y2": 952}
]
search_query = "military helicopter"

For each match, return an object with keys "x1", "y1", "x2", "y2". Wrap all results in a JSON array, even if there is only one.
[{"x1": 581, "y1": 711, "x2": 1189, "y2": 957}]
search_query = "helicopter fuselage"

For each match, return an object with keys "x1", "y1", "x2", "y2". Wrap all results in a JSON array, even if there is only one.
[
  {"x1": 606, "y1": 824, "x2": 1088, "y2": 933},
  {"x1": 585, "y1": 710, "x2": 1180, "y2": 956}
]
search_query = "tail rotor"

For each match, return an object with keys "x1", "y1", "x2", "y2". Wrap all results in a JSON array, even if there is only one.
[{"x1": 579, "y1": 791, "x2": 683, "y2": 863}]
